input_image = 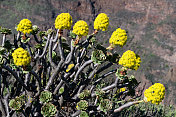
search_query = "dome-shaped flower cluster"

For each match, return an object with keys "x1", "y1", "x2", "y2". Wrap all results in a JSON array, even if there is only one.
[
  {"x1": 17, "y1": 19, "x2": 33, "y2": 34},
  {"x1": 109, "y1": 28, "x2": 127, "y2": 47},
  {"x1": 55, "y1": 13, "x2": 72, "y2": 30},
  {"x1": 94, "y1": 13, "x2": 109, "y2": 31},
  {"x1": 72, "y1": 20, "x2": 89, "y2": 37},
  {"x1": 144, "y1": 83, "x2": 165, "y2": 105},
  {"x1": 12, "y1": 48, "x2": 31, "y2": 66},
  {"x1": 119, "y1": 50, "x2": 141, "y2": 70}
]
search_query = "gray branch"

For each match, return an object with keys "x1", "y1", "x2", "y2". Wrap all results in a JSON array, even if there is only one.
[{"x1": 73, "y1": 60, "x2": 93, "y2": 82}]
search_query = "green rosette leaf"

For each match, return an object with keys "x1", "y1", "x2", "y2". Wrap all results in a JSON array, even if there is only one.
[
  {"x1": 78, "y1": 90, "x2": 90, "y2": 99},
  {"x1": 0, "y1": 27, "x2": 12, "y2": 35},
  {"x1": 41, "y1": 103, "x2": 57, "y2": 117},
  {"x1": 76, "y1": 100, "x2": 89, "y2": 110},
  {"x1": 31, "y1": 25, "x2": 39, "y2": 34},
  {"x1": 80, "y1": 111, "x2": 89, "y2": 117},
  {"x1": 40, "y1": 91, "x2": 53, "y2": 103},
  {"x1": 99, "y1": 99, "x2": 112, "y2": 112},
  {"x1": 9, "y1": 95, "x2": 26, "y2": 111},
  {"x1": 95, "y1": 89, "x2": 105, "y2": 98},
  {"x1": 69, "y1": 31, "x2": 77, "y2": 39}
]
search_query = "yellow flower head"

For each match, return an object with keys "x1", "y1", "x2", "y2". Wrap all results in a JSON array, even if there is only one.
[
  {"x1": 72, "y1": 20, "x2": 89, "y2": 37},
  {"x1": 119, "y1": 50, "x2": 141, "y2": 70},
  {"x1": 144, "y1": 83, "x2": 165, "y2": 105},
  {"x1": 12, "y1": 48, "x2": 31, "y2": 66},
  {"x1": 94, "y1": 13, "x2": 109, "y2": 31},
  {"x1": 17, "y1": 19, "x2": 32, "y2": 34},
  {"x1": 109, "y1": 28, "x2": 127, "y2": 47},
  {"x1": 66, "y1": 64, "x2": 74, "y2": 72},
  {"x1": 55, "y1": 13, "x2": 73, "y2": 30}
]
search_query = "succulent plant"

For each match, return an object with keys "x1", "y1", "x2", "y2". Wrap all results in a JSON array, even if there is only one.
[
  {"x1": 99, "y1": 99, "x2": 112, "y2": 112},
  {"x1": 0, "y1": 27, "x2": 12, "y2": 35},
  {"x1": 40, "y1": 91, "x2": 53, "y2": 103},
  {"x1": 41, "y1": 103, "x2": 57, "y2": 117},
  {"x1": 78, "y1": 90, "x2": 91, "y2": 99},
  {"x1": 46, "y1": 29, "x2": 54, "y2": 35},
  {"x1": 31, "y1": 25, "x2": 39, "y2": 34},
  {"x1": 9, "y1": 95, "x2": 26, "y2": 111},
  {"x1": 80, "y1": 111, "x2": 89, "y2": 117},
  {"x1": 76, "y1": 100, "x2": 89, "y2": 110},
  {"x1": 95, "y1": 89, "x2": 105, "y2": 98}
]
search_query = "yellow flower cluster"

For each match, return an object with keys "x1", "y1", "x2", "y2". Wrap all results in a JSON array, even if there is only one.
[
  {"x1": 109, "y1": 28, "x2": 127, "y2": 47},
  {"x1": 72, "y1": 20, "x2": 89, "y2": 37},
  {"x1": 144, "y1": 83, "x2": 165, "y2": 105},
  {"x1": 55, "y1": 13, "x2": 73, "y2": 30},
  {"x1": 17, "y1": 19, "x2": 33, "y2": 34},
  {"x1": 94, "y1": 13, "x2": 109, "y2": 31},
  {"x1": 66, "y1": 64, "x2": 74, "y2": 72},
  {"x1": 12, "y1": 48, "x2": 31, "y2": 66},
  {"x1": 119, "y1": 50, "x2": 141, "y2": 70}
]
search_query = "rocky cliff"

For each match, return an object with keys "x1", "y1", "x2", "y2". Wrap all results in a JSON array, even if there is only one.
[{"x1": 0, "y1": 0, "x2": 176, "y2": 107}]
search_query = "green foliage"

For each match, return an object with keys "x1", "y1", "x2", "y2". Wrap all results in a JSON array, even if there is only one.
[
  {"x1": 80, "y1": 111, "x2": 89, "y2": 117},
  {"x1": 40, "y1": 91, "x2": 53, "y2": 103},
  {"x1": 41, "y1": 103, "x2": 57, "y2": 117},
  {"x1": 91, "y1": 49, "x2": 106, "y2": 64},
  {"x1": 9, "y1": 95, "x2": 26, "y2": 111},
  {"x1": 31, "y1": 25, "x2": 39, "y2": 34},
  {"x1": 59, "y1": 87, "x2": 64, "y2": 94},
  {"x1": 76, "y1": 100, "x2": 89, "y2": 110},
  {"x1": 69, "y1": 31, "x2": 77, "y2": 39},
  {"x1": 0, "y1": 27, "x2": 12, "y2": 35},
  {"x1": 95, "y1": 89, "x2": 105, "y2": 98},
  {"x1": 0, "y1": 55, "x2": 3, "y2": 65},
  {"x1": 99, "y1": 99, "x2": 112, "y2": 112},
  {"x1": 21, "y1": 37, "x2": 30, "y2": 43},
  {"x1": 116, "y1": 67, "x2": 128, "y2": 81},
  {"x1": 78, "y1": 90, "x2": 91, "y2": 99}
]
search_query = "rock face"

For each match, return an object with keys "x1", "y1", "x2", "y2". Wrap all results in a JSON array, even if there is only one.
[{"x1": 0, "y1": 0, "x2": 176, "y2": 107}]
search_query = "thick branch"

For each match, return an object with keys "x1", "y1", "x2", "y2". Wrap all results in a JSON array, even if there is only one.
[
  {"x1": 73, "y1": 60, "x2": 93, "y2": 82},
  {"x1": 45, "y1": 60, "x2": 64, "y2": 90},
  {"x1": 48, "y1": 36, "x2": 57, "y2": 68},
  {"x1": 114, "y1": 100, "x2": 143, "y2": 113}
]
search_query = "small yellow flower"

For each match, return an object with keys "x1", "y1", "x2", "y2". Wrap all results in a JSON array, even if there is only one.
[
  {"x1": 117, "y1": 88, "x2": 126, "y2": 93},
  {"x1": 12, "y1": 48, "x2": 31, "y2": 66},
  {"x1": 66, "y1": 64, "x2": 74, "y2": 72},
  {"x1": 94, "y1": 13, "x2": 109, "y2": 31},
  {"x1": 72, "y1": 20, "x2": 89, "y2": 37},
  {"x1": 17, "y1": 19, "x2": 33, "y2": 34},
  {"x1": 55, "y1": 13, "x2": 73, "y2": 30},
  {"x1": 119, "y1": 50, "x2": 141, "y2": 70},
  {"x1": 109, "y1": 28, "x2": 127, "y2": 47},
  {"x1": 144, "y1": 83, "x2": 165, "y2": 105}
]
